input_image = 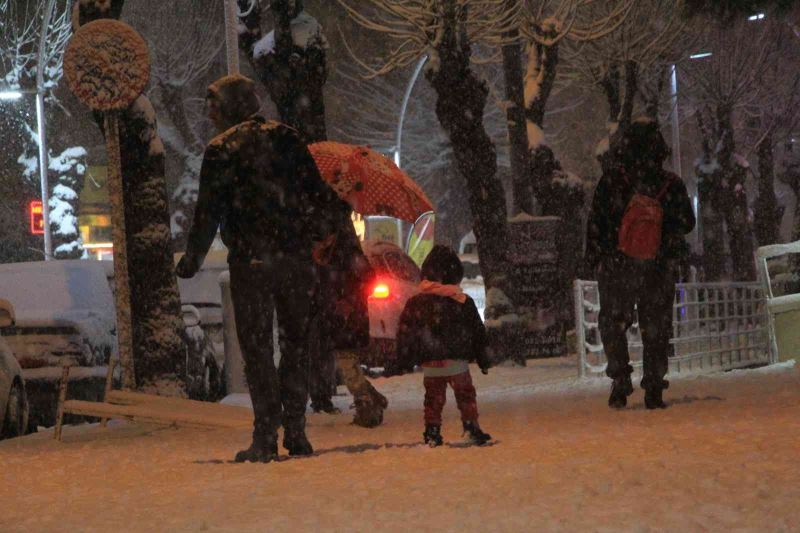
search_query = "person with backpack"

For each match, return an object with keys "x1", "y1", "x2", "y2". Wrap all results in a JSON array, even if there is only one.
[
  {"x1": 390, "y1": 245, "x2": 492, "y2": 446},
  {"x1": 584, "y1": 118, "x2": 696, "y2": 410}
]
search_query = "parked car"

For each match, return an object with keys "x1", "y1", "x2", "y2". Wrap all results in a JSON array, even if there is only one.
[
  {"x1": 175, "y1": 251, "x2": 227, "y2": 400},
  {"x1": 0, "y1": 299, "x2": 29, "y2": 439},
  {"x1": 361, "y1": 239, "x2": 422, "y2": 368},
  {"x1": 0, "y1": 259, "x2": 223, "y2": 428}
]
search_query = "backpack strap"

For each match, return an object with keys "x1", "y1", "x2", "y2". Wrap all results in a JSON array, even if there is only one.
[{"x1": 655, "y1": 175, "x2": 676, "y2": 201}]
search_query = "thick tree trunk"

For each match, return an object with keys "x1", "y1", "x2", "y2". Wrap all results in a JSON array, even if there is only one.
[
  {"x1": 158, "y1": 84, "x2": 203, "y2": 251},
  {"x1": 502, "y1": 41, "x2": 532, "y2": 216},
  {"x1": 77, "y1": 1, "x2": 187, "y2": 393},
  {"x1": 238, "y1": 0, "x2": 327, "y2": 143},
  {"x1": 523, "y1": 38, "x2": 559, "y2": 209},
  {"x1": 426, "y1": 2, "x2": 509, "y2": 290},
  {"x1": 754, "y1": 133, "x2": 782, "y2": 246},
  {"x1": 716, "y1": 104, "x2": 756, "y2": 281}
]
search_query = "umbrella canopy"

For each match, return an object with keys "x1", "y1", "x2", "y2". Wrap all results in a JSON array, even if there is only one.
[{"x1": 309, "y1": 142, "x2": 434, "y2": 223}]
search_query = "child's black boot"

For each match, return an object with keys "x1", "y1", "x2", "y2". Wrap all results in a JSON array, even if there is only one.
[
  {"x1": 462, "y1": 421, "x2": 491, "y2": 445},
  {"x1": 423, "y1": 424, "x2": 443, "y2": 447}
]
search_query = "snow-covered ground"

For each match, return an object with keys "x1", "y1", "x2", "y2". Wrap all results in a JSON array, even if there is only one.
[{"x1": 2, "y1": 356, "x2": 799, "y2": 532}]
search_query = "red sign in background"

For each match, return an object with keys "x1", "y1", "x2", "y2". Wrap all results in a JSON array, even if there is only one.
[{"x1": 29, "y1": 201, "x2": 44, "y2": 235}]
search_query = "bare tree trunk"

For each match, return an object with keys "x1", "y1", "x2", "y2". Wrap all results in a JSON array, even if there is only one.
[
  {"x1": 502, "y1": 41, "x2": 532, "y2": 215},
  {"x1": 754, "y1": 132, "x2": 782, "y2": 246},
  {"x1": 238, "y1": 0, "x2": 327, "y2": 143},
  {"x1": 716, "y1": 103, "x2": 756, "y2": 281},
  {"x1": 426, "y1": 0, "x2": 509, "y2": 289},
  {"x1": 158, "y1": 84, "x2": 204, "y2": 251},
  {"x1": 76, "y1": 1, "x2": 187, "y2": 394},
  {"x1": 699, "y1": 178, "x2": 726, "y2": 280},
  {"x1": 524, "y1": 38, "x2": 559, "y2": 211}
]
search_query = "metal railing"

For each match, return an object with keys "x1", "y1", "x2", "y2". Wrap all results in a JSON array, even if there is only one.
[{"x1": 574, "y1": 280, "x2": 771, "y2": 378}]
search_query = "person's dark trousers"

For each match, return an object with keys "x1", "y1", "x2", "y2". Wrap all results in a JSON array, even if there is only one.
[
  {"x1": 229, "y1": 255, "x2": 317, "y2": 442},
  {"x1": 308, "y1": 267, "x2": 338, "y2": 407},
  {"x1": 598, "y1": 257, "x2": 678, "y2": 391}
]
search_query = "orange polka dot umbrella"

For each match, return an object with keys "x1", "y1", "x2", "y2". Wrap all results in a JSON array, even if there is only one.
[{"x1": 309, "y1": 142, "x2": 434, "y2": 223}]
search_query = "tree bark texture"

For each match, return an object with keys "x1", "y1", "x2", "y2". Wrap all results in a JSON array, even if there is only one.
[
  {"x1": 715, "y1": 104, "x2": 756, "y2": 281},
  {"x1": 754, "y1": 133, "x2": 782, "y2": 246},
  {"x1": 426, "y1": 1, "x2": 509, "y2": 289},
  {"x1": 238, "y1": 0, "x2": 327, "y2": 144},
  {"x1": 502, "y1": 41, "x2": 532, "y2": 215},
  {"x1": 698, "y1": 168, "x2": 727, "y2": 281},
  {"x1": 77, "y1": 1, "x2": 187, "y2": 392},
  {"x1": 524, "y1": 38, "x2": 560, "y2": 211}
]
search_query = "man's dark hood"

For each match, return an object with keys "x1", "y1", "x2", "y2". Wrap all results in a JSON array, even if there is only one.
[
  {"x1": 207, "y1": 74, "x2": 261, "y2": 130},
  {"x1": 613, "y1": 117, "x2": 671, "y2": 170}
]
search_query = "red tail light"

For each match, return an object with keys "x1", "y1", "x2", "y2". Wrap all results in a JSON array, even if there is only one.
[{"x1": 371, "y1": 282, "x2": 390, "y2": 299}]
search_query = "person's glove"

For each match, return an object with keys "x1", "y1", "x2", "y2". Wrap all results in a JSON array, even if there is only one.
[
  {"x1": 176, "y1": 254, "x2": 200, "y2": 279},
  {"x1": 312, "y1": 233, "x2": 337, "y2": 266}
]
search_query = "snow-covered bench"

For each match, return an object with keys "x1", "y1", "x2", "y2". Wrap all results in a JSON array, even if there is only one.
[{"x1": 54, "y1": 359, "x2": 252, "y2": 441}]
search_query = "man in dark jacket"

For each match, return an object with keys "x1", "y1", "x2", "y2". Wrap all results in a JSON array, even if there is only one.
[
  {"x1": 393, "y1": 245, "x2": 491, "y2": 446},
  {"x1": 176, "y1": 74, "x2": 339, "y2": 462},
  {"x1": 308, "y1": 204, "x2": 388, "y2": 427},
  {"x1": 585, "y1": 118, "x2": 696, "y2": 409}
]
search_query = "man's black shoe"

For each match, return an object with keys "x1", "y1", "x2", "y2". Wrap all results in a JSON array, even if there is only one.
[
  {"x1": 608, "y1": 375, "x2": 633, "y2": 409},
  {"x1": 283, "y1": 429, "x2": 314, "y2": 456},
  {"x1": 311, "y1": 399, "x2": 341, "y2": 415},
  {"x1": 234, "y1": 436, "x2": 278, "y2": 463},
  {"x1": 645, "y1": 388, "x2": 668, "y2": 410}
]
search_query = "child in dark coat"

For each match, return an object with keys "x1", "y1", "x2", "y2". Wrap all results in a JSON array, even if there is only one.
[{"x1": 395, "y1": 245, "x2": 492, "y2": 446}]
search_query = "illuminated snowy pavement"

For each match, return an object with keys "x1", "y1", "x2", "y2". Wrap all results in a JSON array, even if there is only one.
[{"x1": 1, "y1": 357, "x2": 799, "y2": 532}]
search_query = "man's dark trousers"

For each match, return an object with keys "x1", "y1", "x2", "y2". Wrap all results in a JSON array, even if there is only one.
[
  {"x1": 598, "y1": 257, "x2": 678, "y2": 391},
  {"x1": 229, "y1": 255, "x2": 316, "y2": 441}
]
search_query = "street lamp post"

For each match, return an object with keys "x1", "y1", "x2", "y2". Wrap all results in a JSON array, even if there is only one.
[
  {"x1": 36, "y1": 0, "x2": 56, "y2": 260},
  {"x1": 390, "y1": 55, "x2": 428, "y2": 246}
]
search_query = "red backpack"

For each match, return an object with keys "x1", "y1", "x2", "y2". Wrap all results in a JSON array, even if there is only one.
[{"x1": 618, "y1": 176, "x2": 674, "y2": 260}]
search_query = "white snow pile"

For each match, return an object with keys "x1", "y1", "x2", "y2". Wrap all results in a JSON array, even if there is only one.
[
  {"x1": 253, "y1": 11, "x2": 328, "y2": 59},
  {"x1": 3, "y1": 358, "x2": 799, "y2": 532}
]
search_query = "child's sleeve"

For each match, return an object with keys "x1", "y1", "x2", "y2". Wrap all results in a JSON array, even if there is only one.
[
  {"x1": 389, "y1": 299, "x2": 420, "y2": 377},
  {"x1": 466, "y1": 297, "x2": 490, "y2": 371}
]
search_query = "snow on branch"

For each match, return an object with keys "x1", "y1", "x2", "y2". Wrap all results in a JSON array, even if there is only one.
[{"x1": 0, "y1": 0, "x2": 72, "y2": 93}]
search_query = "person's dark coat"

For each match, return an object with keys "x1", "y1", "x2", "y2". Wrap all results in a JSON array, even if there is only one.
[
  {"x1": 179, "y1": 75, "x2": 339, "y2": 273},
  {"x1": 392, "y1": 246, "x2": 489, "y2": 375},
  {"x1": 585, "y1": 119, "x2": 696, "y2": 273},
  {"x1": 318, "y1": 201, "x2": 374, "y2": 351}
]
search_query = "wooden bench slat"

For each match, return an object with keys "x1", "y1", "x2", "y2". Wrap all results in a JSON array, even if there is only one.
[
  {"x1": 62, "y1": 400, "x2": 252, "y2": 430},
  {"x1": 106, "y1": 391, "x2": 252, "y2": 418}
]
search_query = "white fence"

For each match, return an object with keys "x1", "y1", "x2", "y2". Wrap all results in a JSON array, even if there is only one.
[{"x1": 574, "y1": 280, "x2": 772, "y2": 378}]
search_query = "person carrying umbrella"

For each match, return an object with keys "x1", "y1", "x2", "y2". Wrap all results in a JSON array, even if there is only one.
[
  {"x1": 176, "y1": 74, "x2": 340, "y2": 463},
  {"x1": 305, "y1": 142, "x2": 435, "y2": 426}
]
